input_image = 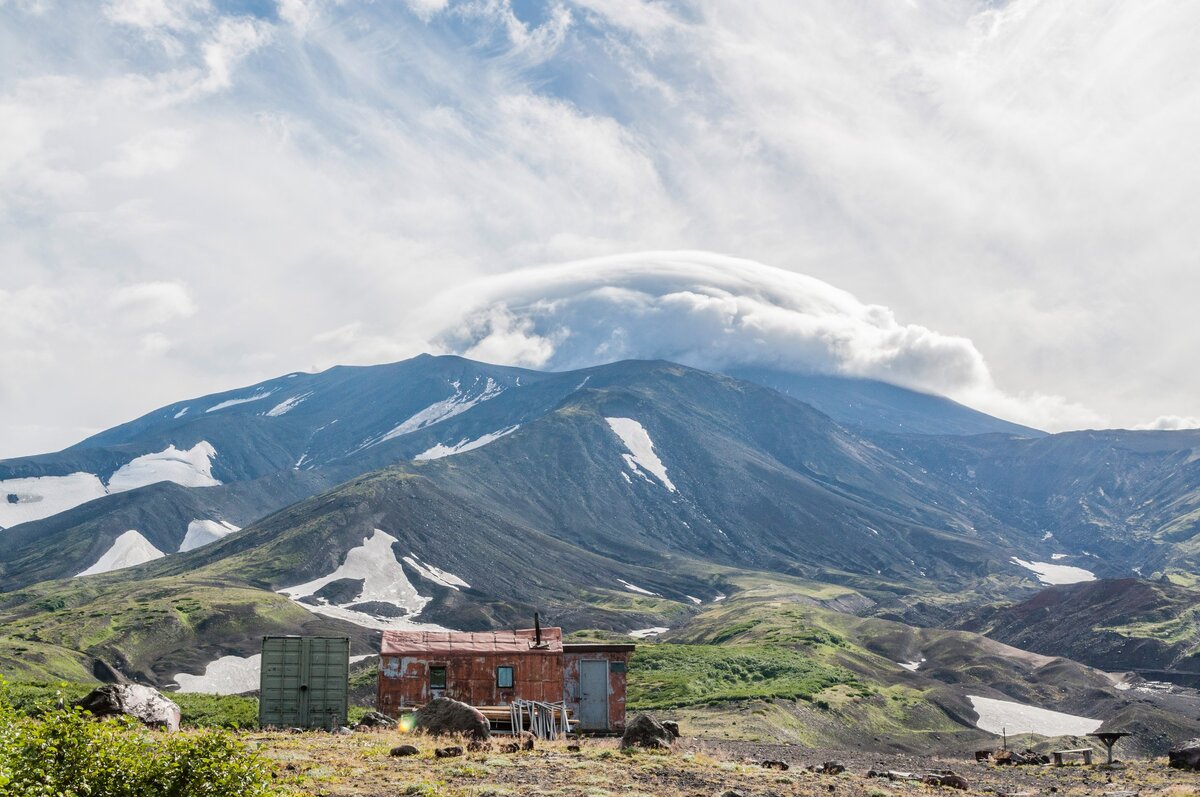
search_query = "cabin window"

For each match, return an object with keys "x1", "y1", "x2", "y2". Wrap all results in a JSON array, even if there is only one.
[
  {"x1": 496, "y1": 666, "x2": 514, "y2": 688},
  {"x1": 429, "y1": 665, "x2": 447, "y2": 690}
]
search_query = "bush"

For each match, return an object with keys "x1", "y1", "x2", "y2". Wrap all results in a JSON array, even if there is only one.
[{"x1": 0, "y1": 682, "x2": 273, "y2": 796}]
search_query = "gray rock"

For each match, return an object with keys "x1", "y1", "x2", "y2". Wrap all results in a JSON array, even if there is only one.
[
  {"x1": 1169, "y1": 738, "x2": 1200, "y2": 770},
  {"x1": 620, "y1": 714, "x2": 676, "y2": 750},
  {"x1": 413, "y1": 696, "x2": 490, "y2": 740},
  {"x1": 355, "y1": 711, "x2": 398, "y2": 729},
  {"x1": 390, "y1": 743, "x2": 420, "y2": 757},
  {"x1": 75, "y1": 684, "x2": 181, "y2": 732}
]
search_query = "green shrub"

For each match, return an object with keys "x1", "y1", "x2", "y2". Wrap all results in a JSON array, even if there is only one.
[
  {"x1": 628, "y1": 643, "x2": 859, "y2": 709},
  {"x1": 0, "y1": 682, "x2": 273, "y2": 796}
]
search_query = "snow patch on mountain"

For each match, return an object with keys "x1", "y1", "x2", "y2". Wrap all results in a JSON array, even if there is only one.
[
  {"x1": 629, "y1": 627, "x2": 669, "y2": 639},
  {"x1": 173, "y1": 407, "x2": 189, "y2": 419},
  {"x1": 605, "y1": 417, "x2": 676, "y2": 491},
  {"x1": 75, "y1": 530, "x2": 166, "y2": 577},
  {"x1": 108, "y1": 442, "x2": 221, "y2": 492},
  {"x1": 175, "y1": 654, "x2": 262, "y2": 695},
  {"x1": 179, "y1": 519, "x2": 241, "y2": 552},
  {"x1": 618, "y1": 578, "x2": 660, "y2": 596},
  {"x1": 968, "y1": 695, "x2": 1101, "y2": 737},
  {"x1": 370, "y1": 378, "x2": 505, "y2": 448},
  {"x1": 279, "y1": 529, "x2": 448, "y2": 631},
  {"x1": 174, "y1": 652, "x2": 374, "y2": 695},
  {"x1": 0, "y1": 473, "x2": 108, "y2": 529},
  {"x1": 402, "y1": 553, "x2": 471, "y2": 590},
  {"x1": 206, "y1": 390, "x2": 276, "y2": 413},
  {"x1": 898, "y1": 658, "x2": 926, "y2": 671},
  {"x1": 266, "y1": 392, "x2": 313, "y2": 417},
  {"x1": 1010, "y1": 557, "x2": 1096, "y2": 585},
  {"x1": 414, "y1": 426, "x2": 519, "y2": 460}
]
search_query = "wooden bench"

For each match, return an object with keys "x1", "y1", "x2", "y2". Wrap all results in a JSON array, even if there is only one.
[{"x1": 1052, "y1": 748, "x2": 1092, "y2": 766}]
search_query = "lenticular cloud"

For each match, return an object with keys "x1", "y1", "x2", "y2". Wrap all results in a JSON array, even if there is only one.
[{"x1": 427, "y1": 252, "x2": 1099, "y2": 431}]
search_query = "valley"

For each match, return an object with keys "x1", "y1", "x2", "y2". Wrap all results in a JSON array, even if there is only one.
[{"x1": 2, "y1": 355, "x2": 1199, "y2": 756}]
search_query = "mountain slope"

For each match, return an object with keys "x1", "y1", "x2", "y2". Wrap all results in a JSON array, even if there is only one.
[
  {"x1": 958, "y1": 578, "x2": 1200, "y2": 681},
  {"x1": 727, "y1": 367, "x2": 1043, "y2": 437}
]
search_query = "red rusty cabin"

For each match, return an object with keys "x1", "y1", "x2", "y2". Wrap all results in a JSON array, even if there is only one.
[{"x1": 377, "y1": 626, "x2": 635, "y2": 733}]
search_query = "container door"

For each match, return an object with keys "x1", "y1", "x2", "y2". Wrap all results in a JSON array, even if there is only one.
[
  {"x1": 302, "y1": 637, "x2": 349, "y2": 730},
  {"x1": 578, "y1": 659, "x2": 610, "y2": 731},
  {"x1": 259, "y1": 637, "x2": 304, "y2": 728}
]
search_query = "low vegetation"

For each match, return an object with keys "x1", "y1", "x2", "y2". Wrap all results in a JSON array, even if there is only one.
[
  {"x1": 629, "y1": 642, "x2": 863, "y2": 709},
  {"x1": 0, "y1": 682, "x2": 272, "y2": 796}
]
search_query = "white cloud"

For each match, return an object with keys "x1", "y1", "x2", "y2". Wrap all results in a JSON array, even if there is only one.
[
  {"x1": 109, "y1": 281, "x2": 197, "y2": 327},
  {"x1": 428, "y1": 251, "x2": 1102, "y2": 431},
  {"x1": 0, "y1": 1, "x2": 1198, "y2": 457},
  {"x1": 1132, "y1": 416, "x2": 1200, "y2": 431}
]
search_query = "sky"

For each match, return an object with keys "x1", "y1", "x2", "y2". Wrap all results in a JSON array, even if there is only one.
[{"x1": 1, "y1": 0, "x2": 1198, "y2": 458}]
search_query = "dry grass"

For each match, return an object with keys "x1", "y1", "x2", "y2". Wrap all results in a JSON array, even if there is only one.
[{"x1": 246, "y1": 730, "x2": 1200, "y2": 797}]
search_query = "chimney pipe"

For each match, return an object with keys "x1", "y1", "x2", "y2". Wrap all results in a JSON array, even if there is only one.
[{"x1": 535, "y1": 612, "x2": 542, "y2": 646}]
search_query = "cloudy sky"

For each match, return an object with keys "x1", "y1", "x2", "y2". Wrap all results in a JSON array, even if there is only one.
[{"x1": 1, "y1": 0, "x2": 1198, "y2": 458}]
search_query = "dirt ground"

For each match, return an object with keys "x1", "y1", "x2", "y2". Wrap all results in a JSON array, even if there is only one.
[{"x1": 253, "y1": 731, "x2": 1200, "y2": 797}]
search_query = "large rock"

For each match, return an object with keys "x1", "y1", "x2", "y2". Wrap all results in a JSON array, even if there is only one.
[
  {"x1": 413, "y1": 697, "x2": 490, "y2": 740},
  {"x1": 620, "y1": 714, "x2": 675, "y2": 750},
  {"x1": 1169, "y1": 739, "x2": 1200, "y2": 770},
  {"x1": 75, "y1": 684, "x2": 181, "y2": 732}
]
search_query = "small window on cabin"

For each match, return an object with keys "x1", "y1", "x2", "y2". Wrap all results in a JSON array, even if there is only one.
[
  {"x1": 430, "y1": 665, "x2": 447, "y2": 690},
  {"x1": 496, "y1": 666, "x2": 514, "y2": 689}
]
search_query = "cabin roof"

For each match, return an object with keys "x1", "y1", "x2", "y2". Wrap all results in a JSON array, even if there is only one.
[{"x1": 381, "y1": 627, "x2": 564, "y2": 656}]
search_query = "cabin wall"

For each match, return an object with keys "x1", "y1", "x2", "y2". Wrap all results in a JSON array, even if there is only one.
[
  {"x1": 562, "y1": 650, "x2": 630, "y2": 733},
  {"x1": 378, "y1": 652, "x2": 563, "y2": 715}
]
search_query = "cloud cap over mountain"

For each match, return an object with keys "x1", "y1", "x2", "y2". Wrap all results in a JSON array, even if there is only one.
[{"x1": 430, "y1": 252, "x2": 1099, "y2": 431}]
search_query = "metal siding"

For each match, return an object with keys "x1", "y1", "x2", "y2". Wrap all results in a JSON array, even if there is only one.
[
  {"x1": 377, "y1": 650, "x2": 564, "y2": 717},
  {"x1": 259, "y1": 636, "x2": 349, "y2": 729}
]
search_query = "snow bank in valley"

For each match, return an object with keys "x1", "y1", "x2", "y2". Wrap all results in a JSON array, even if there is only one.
[
  {"x1": 108, "y1": 442, "x2": 221, "y2": 492},
  {"x1": 629, "y1": 627, "x2": 669, "y2": 639},
  {"x1": 414, "y1": 425, "x2": 519, "y2": 460},
  {"x1": 0, "y1": 472, "x2": 108, "y2": 529},
  {"x1": 605, "y1": 417, "x2": 676, "y2": 491},
  {"x1": 75, "y1": 530, "x2": 166, "y2": 576},
  {"x1": 279, "y1": 529, "x2": 449, "y2": 631},
  {"x1": 1010, "y1": 557, "x2": 1096, "y2": 585},
  {"x1": 968, "y1": 695, "x2": 1102, "y2": 736},
  {"x1": 178, "y1": 519, "x2": 240, "y2": 552}
]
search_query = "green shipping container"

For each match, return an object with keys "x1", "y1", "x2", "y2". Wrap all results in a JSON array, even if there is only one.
[{"x1": 258, "y1": 636, "x2": 350, "y2": 729}]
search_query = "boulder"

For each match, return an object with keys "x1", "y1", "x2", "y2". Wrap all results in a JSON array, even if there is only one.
[
  {"x1": 413, "y1": 697, "x2": 490, "y2": 740},
  {"x1": 75, "y1": 684, "x2": 181, "y2": 732},
  {"x1": 923, "y1": 771, "x2": 969, "y2": 790},
  {"x1": 390, "y1": 744, "x2": 420, "y2": 757},
  {"x1": 620, "y1": 714, "x2": 676, "y2": 750},
  {"x1": 1169, "y1": 739, "x2": 1200, "y2": 771},
  {"x1": 356, "y1": 711, "x2": 397, "y2": 729}
]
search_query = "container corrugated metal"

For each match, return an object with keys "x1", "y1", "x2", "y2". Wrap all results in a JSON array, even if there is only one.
[{"x1": 259, "y1": 636, "x2": 350, "y2": 729}]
